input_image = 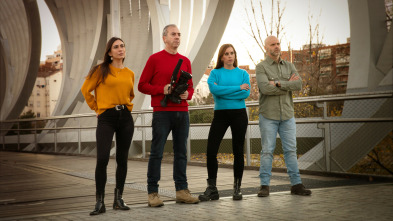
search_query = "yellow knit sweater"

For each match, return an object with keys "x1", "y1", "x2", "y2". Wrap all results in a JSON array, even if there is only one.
[{"x1": 81, "y1": 64, "x2": 135, "y2": 115}]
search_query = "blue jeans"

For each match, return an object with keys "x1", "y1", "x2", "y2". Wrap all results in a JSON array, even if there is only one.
[
  {"x1": 147, "y1": 111, "x2": 189, "y2": 193},
  {"x1": 259, "y1": 115, "x2": 302, "y2": 186}
]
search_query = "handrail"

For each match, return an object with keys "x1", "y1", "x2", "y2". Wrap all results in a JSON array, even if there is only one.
[
  {"x1": 0, "y1": 91, "x2": 391, "y2": 123},
  {"x1": 1, "y1": 118, "x2": 392, "y2": 132}
]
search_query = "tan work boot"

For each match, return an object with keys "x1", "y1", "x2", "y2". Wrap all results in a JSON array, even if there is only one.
[
  {"x1": 176, "y1": 189, "x2": 199, "y2": 204},
  {"x1": 148, "y1": 193, "x2": 164, "y2": 207}
]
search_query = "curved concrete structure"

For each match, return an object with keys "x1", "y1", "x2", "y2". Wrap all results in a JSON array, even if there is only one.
[
  {"x1": 298, "y1": 0, "x2": 393, "y2": 172},
  {"x1": 0, "y1": 0, "x2": 41, "y2": 126},
  {"x1": 44, "y1": 0, "x2": 107, "y2": 118},
  {"x1": 17, "y1": 0, "x2": 234, "y2": 151},
  {"x1": 1, "y1": 0, "x2": 235, "y2": 120},
  {"x1": 1, "y1": 0, "x2": 391, "y2": 173}
]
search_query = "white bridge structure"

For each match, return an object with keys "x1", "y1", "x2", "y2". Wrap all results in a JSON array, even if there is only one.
[{"x1": 0, "y1": 0, "x2": 392, "y2": 173}]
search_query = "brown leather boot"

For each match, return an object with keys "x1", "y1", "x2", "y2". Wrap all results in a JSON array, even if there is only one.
[
  {"x1": 291, "y1": 184, "x2": 312, "y2": 196},
  {"x1": 176, "y1": 189, "x2": 199, "y2": 204},
  {"x1": 257, "y1": 185, "x2": 269, "y2": 197},
  {"x1": 148, "y1": 192, "x2": 164, "y2": 207}
]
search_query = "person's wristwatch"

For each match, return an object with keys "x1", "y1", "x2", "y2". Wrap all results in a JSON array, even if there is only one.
[{"x1": 275, "y1": 80, "x2": 280, "y2": 87}]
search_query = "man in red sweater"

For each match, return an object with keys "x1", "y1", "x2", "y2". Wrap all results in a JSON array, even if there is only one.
[{"x1": 138, "y1": 24, "x2": 198, "y2": 207}]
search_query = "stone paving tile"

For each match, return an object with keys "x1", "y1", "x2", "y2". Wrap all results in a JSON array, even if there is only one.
[
  {"x1": 2, "y1": 152, "x2": 392, "y2": 221},
  {"x1": 9, "y1": 183, "x2": 393, "y2": 221}
]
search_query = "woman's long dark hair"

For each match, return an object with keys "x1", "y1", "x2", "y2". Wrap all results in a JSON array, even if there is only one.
[
  {"x1": 86, "y1": 37, "x2": 125, "y2": 84},
  {"x1": 215, "y1": 44, "x2": 238, "y2": 69}
]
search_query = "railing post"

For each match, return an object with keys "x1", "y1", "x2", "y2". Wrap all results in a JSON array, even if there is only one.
[
  {"x1": 78, "y1": 118, "x2": 81, "y2": 154},
  {"x1": 245, "y1": 108, "x2": 251, "y2": 166},
  {"x1": 54, "y1": 120, "x2": 57, "y2": 153},
  {"x1": 34, "y1": 120, "x2": 38, "y2": 152},
  {"x1": 317, "y1": 101, "x2": 331, "y2": 172},
  {"x1": 317, "y1": 123, "x2": 331, "y2": 172},
  {"x1": 2, "y1": 131, "x2": 5, "y2": 150},
  {"x1": 141, "y1": 113, "x2": 146, "y2": 158},
  {"x1": 187, "y1": 112, "x2": 191, "y2": 162},
  {"x1": 17, "y1": 122, "x2": 20, "y2": 151}
]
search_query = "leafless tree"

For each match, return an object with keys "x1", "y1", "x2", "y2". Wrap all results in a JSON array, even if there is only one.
[
  {"x1": 243, "y1": 0, "x2": 286, "y2": 65},
  {"x1": 304, "y1": 8, "x2": 324, "y2": 95},
  {"x1": 386, "y1": 0, "x2": 392, "y2": 31}
]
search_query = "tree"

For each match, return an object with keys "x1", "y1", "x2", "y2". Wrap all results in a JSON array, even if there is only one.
[
  {"x1": 386, "y1": 0, "x2": 392, "y2": 31},
  {"x1": 243, "y1": 0, "x2": 287, "y2": 65},
  {"x1": 7, "y1": 110, "x2": 45, "y2": 135},
  {"x1": 189, "y1": 93, "x2": 215, "y2": 123}
]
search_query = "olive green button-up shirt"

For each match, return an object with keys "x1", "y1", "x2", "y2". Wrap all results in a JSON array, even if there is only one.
[{"x1": 256, "y1": 56, "x2": 302, "y2": 121}]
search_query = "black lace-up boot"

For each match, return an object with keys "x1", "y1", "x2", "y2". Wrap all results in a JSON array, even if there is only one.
[
  {"x1": 233, "y1": 177, "x2": 242, "y2": 200},
  {"x1": 198, "y1": 179, "x2": 219, "y2": 201}
]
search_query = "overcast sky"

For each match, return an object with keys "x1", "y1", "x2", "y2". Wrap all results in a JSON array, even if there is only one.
[{"x1": 38, "y1": 0, "x2": 350, "y2": 68}]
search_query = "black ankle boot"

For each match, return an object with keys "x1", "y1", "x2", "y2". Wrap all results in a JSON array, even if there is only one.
[
  {"x1": 199, "y1": 179, "x2": 219, "y2": 201},
  {"x1": 90, "y1": 192, "x2": 106, "y2": 215},
  {"x1": 113, "y1": 188, "x2": 130, "y2": 210},
  {"x1": 233, "y1": 177, "x2": 242, "y2": 200}
]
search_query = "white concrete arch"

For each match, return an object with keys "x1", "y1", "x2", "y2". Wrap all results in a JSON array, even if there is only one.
[
  {"x1": 145, "y1": 0, "x2": 234, "y2": 109},
  {"x1": 44, "y1": 0, "x2": 106, "y2": 118},
  {"x1": 298, "y1": 0, "x2": 393, "y2": 172},
  {"x1": 120, "y1": 0, "x2": 153, "y2": 110},
  {"x1": 0, "y1": 0, "x2": 41, "y2": 123}
]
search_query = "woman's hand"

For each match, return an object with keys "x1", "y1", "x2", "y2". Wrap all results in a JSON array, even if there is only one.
[{"x1": 240, "y1": 83, "x2": 250, "y2": 91}]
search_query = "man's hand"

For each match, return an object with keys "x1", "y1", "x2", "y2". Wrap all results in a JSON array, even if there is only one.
[
  {"x1": 289, "y1": 73, "x2": 299, "y2": 81},
  {"x1": 180, "y1": 90, "x2": 189, "y2": 100},
  {"x1": 164, "y1": 84, "x2": 172, "y2": 95},
  {"x1": 268, "y1": 81, "x2": 276, "y2": 86},
  {"x1": 240, "y1": 83, "x2": 250, "y2": 90}
]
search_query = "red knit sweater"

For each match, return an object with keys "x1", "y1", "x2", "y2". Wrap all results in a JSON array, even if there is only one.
[{"x1": 138, "y1": 50, "x2": 194, "y2": 112}]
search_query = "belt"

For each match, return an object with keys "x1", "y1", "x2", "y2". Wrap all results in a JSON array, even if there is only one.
[{"x1": 113, "y1": 105, "x2": 126, "y2": 111}]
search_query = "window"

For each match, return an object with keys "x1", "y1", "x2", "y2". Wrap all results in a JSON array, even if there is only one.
[
  {"x1": 319, "y1": 49, "x2": 331, "y2": 59},
  {"x1": 37, "y1": 112, "x2": 40, "y2": 118},
  {"x1": 37, "y1": 101, "x2": 40, "y2": 107},
  {"x1": 37, "y1": 91, "x2": 40, "y2": 96}
]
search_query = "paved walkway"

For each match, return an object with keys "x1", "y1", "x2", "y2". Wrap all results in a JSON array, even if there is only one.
[{"x1": 0, "y1": 151, "x2": 392, "y2": 221}]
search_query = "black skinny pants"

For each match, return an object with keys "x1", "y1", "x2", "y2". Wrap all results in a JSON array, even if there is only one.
[
  {"x1": 207, "y1": 108, "x2": 248, "y2": 180},
  {"x1": 95, "y1": 108, "x2": 134, "y2": 193}
]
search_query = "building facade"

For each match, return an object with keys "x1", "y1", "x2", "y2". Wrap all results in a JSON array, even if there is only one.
[
  {"x1": 281, "y1": 40, "x2": 350, "y2": 96},
  {"x1": 22, "y1": 48, "x2": 63, "y2": 118}
]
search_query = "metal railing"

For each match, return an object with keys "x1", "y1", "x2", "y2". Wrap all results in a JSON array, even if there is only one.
[{"x1": 1, "y1": 91, "x2": 392, "y2": 175}]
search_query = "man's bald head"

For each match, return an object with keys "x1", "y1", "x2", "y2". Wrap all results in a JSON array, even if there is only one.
[
  {"x1": 264, "y1": 35, "x2": 281, "y2": 61},
  {"x1": 264, "y1": 35, "x2": 279, "y2": 46}
]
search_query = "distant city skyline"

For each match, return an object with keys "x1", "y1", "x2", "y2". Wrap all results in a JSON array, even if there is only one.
[{"x1": 38, "y1": 0, "x2": 350, "y2": 68}]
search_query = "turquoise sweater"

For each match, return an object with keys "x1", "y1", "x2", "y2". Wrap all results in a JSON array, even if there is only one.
[{"x1": 208, "y1": 67, "x2": 250, "y2": 110}]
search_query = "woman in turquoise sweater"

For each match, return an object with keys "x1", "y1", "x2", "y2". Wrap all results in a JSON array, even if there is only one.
[{"x1": 199, "y1": 44, "x2": 250, "y2": 201}]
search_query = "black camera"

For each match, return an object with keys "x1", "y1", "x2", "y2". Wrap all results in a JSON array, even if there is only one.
[
  {"x1": 160, "y1": 59, "x2": 193, "y2": 107},
  {"x1": 166, "y1": 70, "x2": 192, "y2": 104}
]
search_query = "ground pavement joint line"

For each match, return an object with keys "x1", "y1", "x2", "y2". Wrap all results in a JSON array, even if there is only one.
[
  {"x1": 0, "y1": 162, "x2": 53, "y2": 175},
  {"x1": 66, "y1": 171, "x2": 200, "y2": 199}
]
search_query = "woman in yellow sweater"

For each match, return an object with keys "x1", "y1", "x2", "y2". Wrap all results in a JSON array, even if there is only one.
[{"x1": 81, "y1": 37, "x2": 135, "y2": 215}]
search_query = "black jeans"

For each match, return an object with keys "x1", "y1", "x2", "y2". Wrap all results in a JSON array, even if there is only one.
[
  {"x1": 95, "y1": 108, "x2": 134, "y2": 193},
  {"x1": 147, "y1": 111, "x2": 189, "y2": 193},
  {"x1": 207, "y1": 109, "x2": 248, "y2": 180}
]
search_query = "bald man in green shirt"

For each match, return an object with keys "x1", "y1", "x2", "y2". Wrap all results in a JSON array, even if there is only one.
[{"x1": 256, "y1": 36, "x2": 312, "y2": 197}]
